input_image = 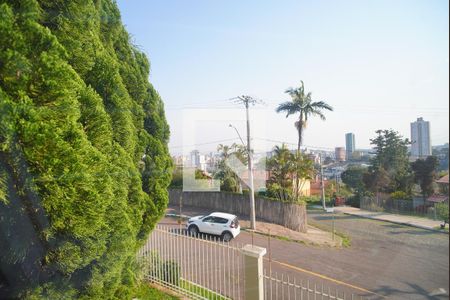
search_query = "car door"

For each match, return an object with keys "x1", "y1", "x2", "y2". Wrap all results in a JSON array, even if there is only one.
[
  {"x1": 211, "y1": 217, "x2": 229, "y2": 235},
  {"x1": 199, "y1": 216, "x2": 215, "y2": 234}
]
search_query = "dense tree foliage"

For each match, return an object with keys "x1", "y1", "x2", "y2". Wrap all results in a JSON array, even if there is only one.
[
  {"x1": 411, "y1": 156, "x2": 439, "y2": 199},
  {"x1": 365, "y1": 130, "x2": 412, "y2": 195},
  {"x1": 341, "y1": 165, "x2": 367, "y2": 193},
  {"x1": 214, "y1": 143, "x2": 247, "y2": 193},
  {"x1": 266, "y1": 144, "x2": 314, "y2": 203},
  {"x1": 432, "y1": 145, "x2": 449, "y2": 171},
  {"x1": 0, "y1": 1, "x2": 171, "y2": 298}
]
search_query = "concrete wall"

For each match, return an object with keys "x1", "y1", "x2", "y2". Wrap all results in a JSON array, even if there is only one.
[{"x1": 169, "y1": 189, "x2": 308, "y2": 232}]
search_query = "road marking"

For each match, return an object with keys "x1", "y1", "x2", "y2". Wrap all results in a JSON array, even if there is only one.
[{"x1": 266, "y1": 258, "x2": 386, "y2": 298}]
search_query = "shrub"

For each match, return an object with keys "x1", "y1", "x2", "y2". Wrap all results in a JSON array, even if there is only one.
[
  {"x1": 436, "y1": 203, "x2": 449, "y2": 224},
  {"x1": 346, "y1": 195, "x2": 360, "y2": 208},
  {"x1": 390, "y1": 191, "x2": 410, "y2": 200},
  {"x1": 142, "y1": 251, "x2": 180, "y2": 286}
]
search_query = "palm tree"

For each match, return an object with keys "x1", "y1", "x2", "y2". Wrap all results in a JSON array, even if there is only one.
[
  {"x1": 276, "y1": 81, "x2": 333, "y2": 152},
  {"x1": 216, "y1": 143, "x2": 245, "y2": 192},
  {"x1": 217, "y1": 144, "x2": 232, "y2": 159},
  {"x1": 267, "y1": 144, "x2": 314, "y2": 202}
]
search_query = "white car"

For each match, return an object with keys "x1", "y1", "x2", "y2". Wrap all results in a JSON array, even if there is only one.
[{"x1": 186, "y1": 212, "x2": 240, "y2": 242}]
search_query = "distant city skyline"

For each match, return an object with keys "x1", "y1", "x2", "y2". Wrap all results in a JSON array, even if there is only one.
[{"x1": 117, "y1": 0, "x2": 449, "y2": 155}]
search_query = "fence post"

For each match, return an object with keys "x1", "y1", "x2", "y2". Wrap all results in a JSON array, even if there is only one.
[{"x1": 241, "y1": 244, "x2": 267, "y2": 300}]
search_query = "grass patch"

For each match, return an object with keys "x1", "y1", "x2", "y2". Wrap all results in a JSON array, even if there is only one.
[
  {"x1": 242, "y1": 228, "x2": 309, "y2": 246},
  {"x1": 133, "y1": 283, "x2": 179, "y2": 299},
  {"x1": 276, "y1": 235, "x2": 292, "y2": 242},
  {"x1": 180, "y1": 279, "x2": 229, "y2": 300},
  {"x1": 433, "y1": 226, "x2": 449, "y2": 233},
  {"x1": 308, "y1": 221, "x2": 352, "y2": 248},
  {"x1": 334, "y1": 231, "x2": 351, "y2": 247}
]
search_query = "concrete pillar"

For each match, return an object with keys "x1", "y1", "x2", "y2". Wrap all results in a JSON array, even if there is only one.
[{"x1": 241, "y1": 244, "x2": 267, "y2": 300}]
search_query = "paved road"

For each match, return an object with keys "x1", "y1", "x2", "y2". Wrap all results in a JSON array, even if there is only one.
[
  {"x1": 161, "y1": 207, "x2": 449, "y2": 300},
  {"x1": 305, "y1": 210, "x2": 449, "y2": 300}
]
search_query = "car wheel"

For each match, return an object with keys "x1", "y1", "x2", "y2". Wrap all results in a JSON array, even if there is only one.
[
  {"x1": 222, "y1": 231, "x2": 233, "y2": 242},
  {"x1": 188, "y1": 225, "x2": 199, "y2": 236}
]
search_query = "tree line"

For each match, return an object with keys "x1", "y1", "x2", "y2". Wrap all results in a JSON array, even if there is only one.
[{"x1": 342, "y1": 129, "x2": 445, "y2": 203}]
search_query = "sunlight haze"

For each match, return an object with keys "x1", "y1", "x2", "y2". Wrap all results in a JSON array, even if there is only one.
[{"x1": 117, "y1": 0, "x2": 449, "y2": 153}]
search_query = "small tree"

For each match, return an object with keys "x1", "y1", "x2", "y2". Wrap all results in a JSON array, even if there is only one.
[
  {"x1": 266, "y1": 144, "x2": 314, "y2": 203},
  {"x1": 214, "y1": 143, "x2": 247, "y2": 192},
  {"x1": 341, "y1": 165, "x2": 367, "y2": 194},
  {"x1": 368, "y1": 130, "x2": 413, "y2": 194},
  {"x1": 411, "y1": 156, "x2": 439, "y2": 199}
]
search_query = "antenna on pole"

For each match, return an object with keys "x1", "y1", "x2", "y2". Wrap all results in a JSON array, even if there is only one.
[{"x1": 230, "y1": 95, "x2": 265, "y2": 107}]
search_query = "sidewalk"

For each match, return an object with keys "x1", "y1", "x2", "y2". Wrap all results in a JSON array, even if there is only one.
[{"x1": 333, "y1": 206, "x2": 448, "y2": 232}]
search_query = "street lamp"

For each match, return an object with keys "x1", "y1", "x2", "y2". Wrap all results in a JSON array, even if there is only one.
[{"x1": 229, "y1": 124, "x2": 246, "y2": 148}]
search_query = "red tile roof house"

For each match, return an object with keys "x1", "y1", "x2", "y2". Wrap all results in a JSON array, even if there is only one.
[
  {"x1": 434, "y1": 174, "x2": 449, "y2": 202},
  {"x1": 420, "y1": 175, "x2": 449, "y2": 208},
  {"x1": 432, "y1": 175, "x2": 449, "y2": 228}
]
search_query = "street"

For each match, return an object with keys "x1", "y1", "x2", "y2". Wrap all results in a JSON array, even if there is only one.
[{"x1": 160, "y1": 207, "x2": 449, "y2": 299}]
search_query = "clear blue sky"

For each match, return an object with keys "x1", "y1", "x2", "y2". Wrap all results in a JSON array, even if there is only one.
[{"x1": 117, "y1": 0, "x2": 449, "y2": 154}]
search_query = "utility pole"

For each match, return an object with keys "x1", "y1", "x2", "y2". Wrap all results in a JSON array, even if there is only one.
[
  {"x1": 231, "y1": 95, "x2": 262, "y2": 230},
  {"x1": 320, "y1": 153, "x2": 326, "y2": 210}
]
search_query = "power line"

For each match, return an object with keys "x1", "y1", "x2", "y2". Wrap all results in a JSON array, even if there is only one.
[
  {"x1": 169, "y1": 138, "x2": 241, "y2": 149},
  {"x1": 165, "y1": 97, "x2": 244, "y2": 110},
  {"x1": 229, "y1": 95, "x2": 266, "y2": 107},
  {"x1": 253, "y1": 137, "x2": 336, "y2": 151}
]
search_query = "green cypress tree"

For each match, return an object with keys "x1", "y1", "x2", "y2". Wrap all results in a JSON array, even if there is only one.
[{"x1": 0, "y1": 0, "x2": 172, "y2": 298}]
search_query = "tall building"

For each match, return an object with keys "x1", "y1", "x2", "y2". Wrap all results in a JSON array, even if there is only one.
[
  {"x1": 345, "y1": 133, "x2": 355, "y2": 160},
  {"x1": 410, "y1": 117, "x2": 431, "y2": 158},
  {"x1": 190, "y1": 150, "x2": 200, "y2": 168},
  {"x1": 335, "y1": 147, "x2": 346, "y2": 162}
]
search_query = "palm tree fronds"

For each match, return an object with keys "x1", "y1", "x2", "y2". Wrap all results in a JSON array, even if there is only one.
[{"x1": 276, "y1": 81, "x2": 333, "y2": 151}]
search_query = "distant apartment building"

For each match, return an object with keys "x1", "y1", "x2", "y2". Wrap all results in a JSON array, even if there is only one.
[
  {"x1": 345, "y1": 133, "x2": 355, "y2": 160},
  {"x1": 410, "y1": 117, "x2": 431, "y2": 159},
  {"x1": 189, "y1": 150, "x2": 200, "y2": 168},
  {"x1": 335, "y1": 147, "x2": 346, "y2": 162},
  {"x1": 307, "y1": 153, "x2": 321, "y2": 164}
]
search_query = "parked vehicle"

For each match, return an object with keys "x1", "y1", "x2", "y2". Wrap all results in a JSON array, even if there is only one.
[{"x1": 186, "y1": 212, "x2": 240, "y2": 242}]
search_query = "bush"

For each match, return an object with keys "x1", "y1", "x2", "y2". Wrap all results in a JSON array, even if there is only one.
[
  {"x1": 390, "y1": 191, "x2": 410, "y2": 200},
  {"x1": 161, "y1": 261, "x2": 181, "y2": 286},
  {"x1": 346, "y1": 195, "x2": 361, "y2": 208},
  {"x1": 436, "y1": 203, "x2": 449, "y2": 224},
  {"x1": 143, "y1": 251, "x2": 181, "y2": 287},
  {"x1": 133, "y1": 283, "x2": 179, "y2": 300}
]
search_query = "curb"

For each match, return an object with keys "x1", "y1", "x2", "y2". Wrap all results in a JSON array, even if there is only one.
[
  {"x1": 166, "y1": 213, "x2": 191, "y2": 220},
  {"x1": 338, "y1": 212, "x2": 449, "y2": 234}
]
